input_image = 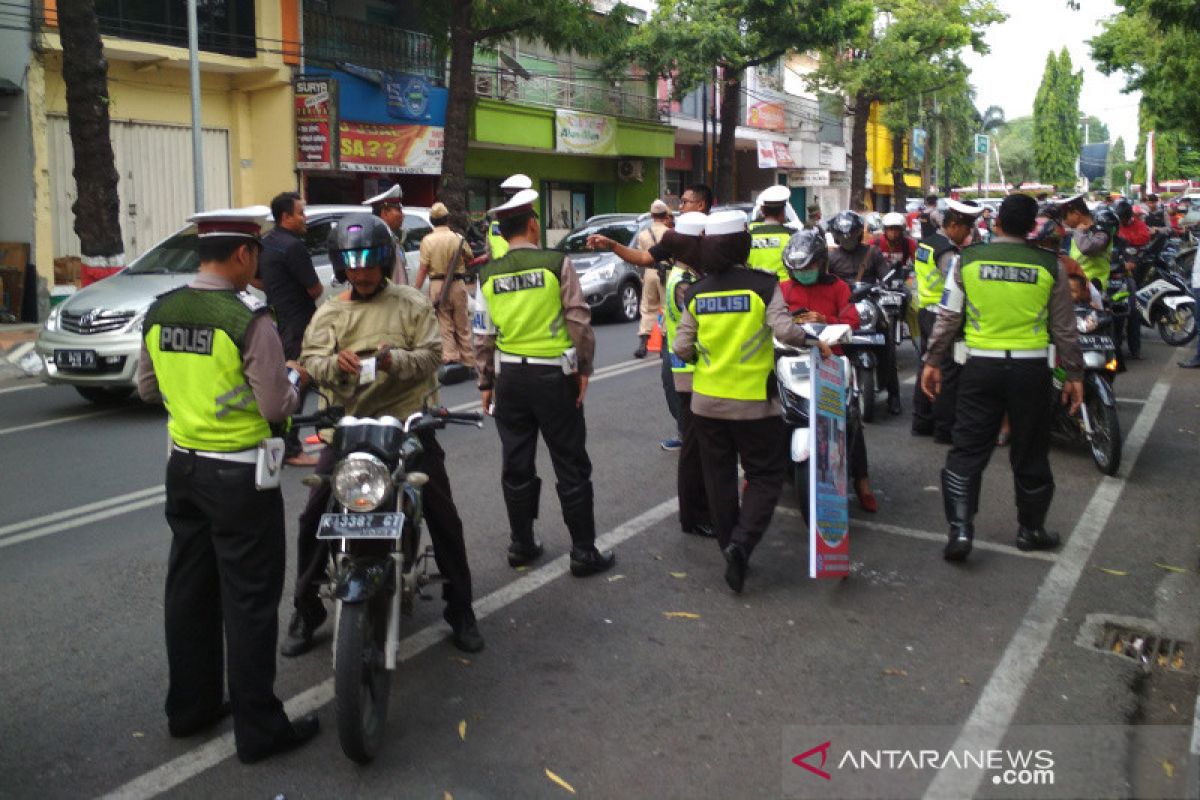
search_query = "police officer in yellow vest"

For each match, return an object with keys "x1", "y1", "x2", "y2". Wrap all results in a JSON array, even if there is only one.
[
  {"x1": 136, "y1": 210, "x2": 320, "y2": 763},
  {"x1": 673, "y1": 211, "x2": 830, "y2": 593},
  {"x1": 472, "y1": 189, "x2": 616, "y2": 577},
  {"x1": 746, "y1": 185, "x2": 794, "y2": 282},
  {"x1": 486, "y1": 174, "x2": 533, "y2": 262},
  {"x1": 920, "y1": 194, "x2": 1084, "y2": 563},
  {"x1": 1056, "y1": 193, "x2": 1114, "y2": 291},
  {"x1": 911, "y1": 199, "x2": 984, "y2": 441}
]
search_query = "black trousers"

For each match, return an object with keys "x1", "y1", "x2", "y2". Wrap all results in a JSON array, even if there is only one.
[
  {"x1": 660, "y1": 347, "x2": 682, "y2": 431},
  {"x1": 692, "y1": 414, "x2": 788, "y2": 554},
  {"x1": 294, "y1": 431, "x2": 474, "y2": 612},
  {"x1": 494, "y1": 363, "x2": 592, "y2": 493},
  {"x1": 912, "y1": 307, "x2": 960, "y2": 438},
  {"x1": 278, "y1": 321, "x2": 310, "y2": 457},
  {"x1": 945, "y1": 357, "x2": 1055, "y2": 514},
  {"x1": 879, "y1": 321, "x2": 900, "y2": 398},
  {"x1": 677, "y1": 391, "x2": 710, "y2": 531},
  {"x1": 163, "y1": 451, "x2": 292, "y2": 758}
]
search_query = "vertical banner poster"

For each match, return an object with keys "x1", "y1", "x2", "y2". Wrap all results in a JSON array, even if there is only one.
[
  {"x1": 809, "y1": 352, "x2": 850, "y2": 578},
  {"x1": 295, "y1": 77, "x2": 337, "y2": 170}
]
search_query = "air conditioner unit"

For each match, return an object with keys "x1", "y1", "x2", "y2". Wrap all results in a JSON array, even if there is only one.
[
  {"x1": 617, "y1": 159, "x2": 645, "y2": 183},
  {"x1": 474, "y1": 74, "x2": 493, "y2": 97}
]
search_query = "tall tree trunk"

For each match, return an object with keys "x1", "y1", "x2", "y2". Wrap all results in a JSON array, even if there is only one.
[
  {"x1": 439, "y1": 0, "x2": 474, "y2": 230},
  {"x1": 715, "y1": 68, "x2": 741, "y2": 204},
  {"x1": 849, "y1": 90, "x2": 870, "y2": 211},
  {"x1": 58, "y1": 0, "x2": 123, "y2": 285},
  {"x1": 890, "y1": 130, "x2": 908, "y2": 211}
]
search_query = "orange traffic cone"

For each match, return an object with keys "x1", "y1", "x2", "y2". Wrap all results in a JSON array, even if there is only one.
[{"x1": 647, "y1": 319, "x2": 663, "y2": 353}]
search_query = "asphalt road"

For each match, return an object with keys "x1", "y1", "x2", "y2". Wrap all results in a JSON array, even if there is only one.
[{"x1": 1, "y1": 318, "x2": 1198, "y2": 800}]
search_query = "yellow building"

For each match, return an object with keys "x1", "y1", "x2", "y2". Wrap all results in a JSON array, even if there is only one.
[
  {"x1": 31, "y1": 1, "x2": 302, "y2": 282},
  {"x1": 865, "y1": 101, "x2": 921, "y2": 210}
]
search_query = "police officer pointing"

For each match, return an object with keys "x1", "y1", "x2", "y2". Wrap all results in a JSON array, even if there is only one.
[
  {"x1": 920, "y1": 194, "x2": 1084, "y2": 562},
  {"x1": 473, "y1": 189, "x2": 616, "y2": 577},
  {"x1": 746, "y1": 185, "x2": 794, "y2": 282},
  {"x1": 136, "y1": 210, "x2": 319, "y2": 763}
]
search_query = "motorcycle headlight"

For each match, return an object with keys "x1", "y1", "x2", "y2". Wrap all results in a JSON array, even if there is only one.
[
  {"x1": 331, "y1": 453, "x2": 392, "y2": 512},
  {"x1": 855, "y1": 300, "x2": 878, "y2": 329}
]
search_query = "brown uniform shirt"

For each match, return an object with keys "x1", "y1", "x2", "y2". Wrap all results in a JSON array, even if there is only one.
[{"x1": 420, "y1": 225, "x2": 474, "y2": 279}]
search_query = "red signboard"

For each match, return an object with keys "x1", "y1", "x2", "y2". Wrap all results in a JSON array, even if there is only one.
[
  {"x1": 747, "y1": 100, "x2": 786, "y2": 132},
  {"x1": 295, "y1": 77, "x2": 336, "y2": 171},
  {"x1": 338, "y1": 121, "x2": 443, "y2": 174}
]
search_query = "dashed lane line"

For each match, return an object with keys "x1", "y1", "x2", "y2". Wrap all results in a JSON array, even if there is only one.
[{"x1": 0, "y1": 407, "x2": 126, "y2": 436}]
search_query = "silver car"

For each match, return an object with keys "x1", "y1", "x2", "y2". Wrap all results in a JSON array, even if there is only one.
[
  {"x1": 36, "y1": 204, "x2": 432, "y2": 404},
  {"x1": 558, "y1": 213, "x2": 653, "y2": 323}
]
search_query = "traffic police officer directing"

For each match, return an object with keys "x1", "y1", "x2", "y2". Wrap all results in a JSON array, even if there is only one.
[
  {"x1": 747, "y1": 184, "x2": 794, "y2": 282},
  {"x1": 920, "y1": 193, "x2": 1083, "y2": 563},
  {"x1": 473, "y1": 188, "x2": 616, "y2": 577},
  {"x1": 136, "y1": 209, "x2": 320, "y2": 764}
]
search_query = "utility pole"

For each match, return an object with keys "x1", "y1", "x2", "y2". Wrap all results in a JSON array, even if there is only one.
[{"x1": 187, "y1": 0, "x2": 205, "y2": 212}]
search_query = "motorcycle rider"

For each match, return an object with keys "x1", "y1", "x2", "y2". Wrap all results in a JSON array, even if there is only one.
[
  {"x1": 1144, "y1": 193, "x2": 1167, "y2": 230},
  {"x1": 1114, "y1": 198, "x2": 1150, "y2": 362},
  {"x1": 1056, "y1": 194, "x2": 1114, "y2": 291},
  {"x1": 288, "y1": 214, "x2": 483, "y2": 655},
  {"x1": 747, "y1": 185, "x2": 795, "y2": 281},
  {"x1": 911, "y1": 199, "x2": 984, "y2": 442},
  {"x1": 778, "y1": 229, "x2": 877, "y2": 512},
  {"x1": 828, "y1": 211, "x2": 902, "y2": 416}
]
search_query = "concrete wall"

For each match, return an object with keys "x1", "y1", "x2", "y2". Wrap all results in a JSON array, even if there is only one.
[{"x1": 0, "y1": 1, "x2": 35, "y2": 252}]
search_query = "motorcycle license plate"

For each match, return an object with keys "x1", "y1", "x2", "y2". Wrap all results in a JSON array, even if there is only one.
[
  {"x1": 316, "y1": 512, "x2": 405, "y2": 540},
  {"x1": 1077, "y1": 335, "x2": 1114, "y2": 350},
  {"x1": 879, "y1": 294, "x2": 903, "y2": 307},
  {"x1": 849, "y1": 333, "x2": 885, "y2": 345},
  {"x1": 54, "y1": 349, "x2": 97, "y2": 370}
]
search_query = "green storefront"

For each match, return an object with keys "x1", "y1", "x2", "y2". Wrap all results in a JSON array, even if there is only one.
[{"x1": 467, "y1": 99, "x2": 675, "y2": 245}]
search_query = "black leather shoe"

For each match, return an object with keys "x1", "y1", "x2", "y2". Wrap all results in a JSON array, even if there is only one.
[
  {"x1": 1015, "y1": 526, "x2": 1060, "y2": 551},
  {"x1": 443, "y1": 607, "x2": 485, "y2": 653},
  {"x1": 569, "y1": 547, "x2": 616, "y2": 577},
  {"x1": 507, "y1": 538, "x2": 544, "y2": 568},
  {"x1": 943, "y1": 531, "x2": 973, "y2": 562},
  {"x1": 280, "y1": 603, "x2": 327, "y2": 658},
  {"x1": 1179, "y1": 357, "x2": 1200, "y2": 369},
  {"x1": 237, "y1": 714, "x2": 320, "y2": 765},
  {"x1": 887, "y1": 394, "x2": 902, "y2": 416},
  {"x1": 633, "y1": 335, "x2": 649, "y2": 359},
  {"x1": 683, "y1": 523, "x2": 716, "y2": 538},
  {"x1": 168, "y1": 701, "x2": 231, "y2": 738},
  {"x1": 723, "y1": 543, "x2": 748, "y2": 593}
]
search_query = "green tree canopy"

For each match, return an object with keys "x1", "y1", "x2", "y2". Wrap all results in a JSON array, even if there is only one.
[
  {"x1": 1079, "y1": 115, "x2": 1109, "y2": 144},
  {"x1": 994, "y1": 116, "x2": 1037, "y2": 188},
  {"x1": 1032, "y1": 48, "x2": 1082, "y2": 188}
]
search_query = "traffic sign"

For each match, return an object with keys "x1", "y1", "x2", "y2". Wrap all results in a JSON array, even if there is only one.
[{"x1": 974, "y1": 134, "x2": 989, "y2": 155}]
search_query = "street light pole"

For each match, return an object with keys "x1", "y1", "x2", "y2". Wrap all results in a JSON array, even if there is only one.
[{"x1": 187, "y1": 0, "x2": 205, "y2": 212}]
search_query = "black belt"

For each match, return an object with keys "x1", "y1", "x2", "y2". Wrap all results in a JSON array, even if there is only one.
[{"x1": 431, "y1": 273, "x2": 468, "y2": 281}]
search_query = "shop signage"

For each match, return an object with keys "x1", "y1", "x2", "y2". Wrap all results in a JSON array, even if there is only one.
[
  {"x1": 788, "y1": 169, "x2": 830, "y2": 188},
  {"x1": 746, "y1": 100, "x2": 786, "y2": 132},
  {"x1": 756, "y1": 140, "x2": 795, "y2": 169},
  {"x1": 555, "y1": 110, "x2": 617, "y2": 155},
  {"x1": 338, "y1": 121, "x2": 443, "y2": 174},
  {"x1": 912, "y1": 128, "x2": 927, "y2": 164},
  {"x1": 384, "y1": 74, "x2": 441, "y2": 124},
  {"x1": 809, "y1": 351, "x2": 849, "y2": 579},
  {"x1": 295, "y1": 77, "x2": 337, "y2": 170}
]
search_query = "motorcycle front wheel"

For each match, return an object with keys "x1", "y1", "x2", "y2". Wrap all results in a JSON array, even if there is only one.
[
  {"x1": 334, "y1": 597, "x2": 392, "y2": 763},
  {"x1": 1084, "y1": 383, "x2": 1122, "y2": 476},
  {"x1": 1157, "y1": 304, "x2": 1196, "y2": 347},
  {"x1": 856, "y1": 364, "x2": 876, "y2": 423}
]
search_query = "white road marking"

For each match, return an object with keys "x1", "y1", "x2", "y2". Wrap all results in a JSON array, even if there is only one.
[
  {"x1": 99, "y1": 498, "x2": 680, "y2": 800},
  {"x1": 446, "y1": 357, "x2": 658, "y2": 413},
  {"x1": 1116, "y1": 397, "x2": 1147, "y2": 405},
  {"x1": 775, "y1": 507, "x2": 1057, "y2": 562},
  {"x1": 0, "y1": 382, "x2": 50, "y2": 395},
  {"x1": 923, "y1": 371, "x2": 1173, "y2": 800},
  {"x1": 6, "y1": 341, "x2": 35, "y2": 362},
  {"x1": 0, "y1": 407, "x2": 125, "y2": 436},
  {"x1": 0, "y1": 495, "x2": 166, "y2": 550},
  {"x1": 0, "y1": 485, "x2": 164, "y2": 538}
]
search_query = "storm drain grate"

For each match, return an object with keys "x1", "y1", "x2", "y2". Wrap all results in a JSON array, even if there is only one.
[{"x1": 1095, "y1": 623, "x2": 1189, "y2": 672}]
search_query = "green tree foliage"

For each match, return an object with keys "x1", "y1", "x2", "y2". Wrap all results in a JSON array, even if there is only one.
[
  {"x1": 979, "y1": 105, "x2": 1005, "y2": 133},
  {"x1": 808, "y1": 0, "x2": 1004, "y2": 208},
  {"x1": 619, "y1": 0, "x2": 870, "y2": 202},
  {"x1": 993, "y1": 117, "x2": 1037, "y2": 188},
  {"x1": 1032, "y1": 48, "x2": 1082, "y2": 189},
  {"x1": 1079, "y1": 115, "x2": 1109, "y2": 144}
]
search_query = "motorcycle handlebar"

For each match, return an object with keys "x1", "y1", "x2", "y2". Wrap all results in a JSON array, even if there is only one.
[{"x1": 290, "y1": 406, "x2": 345, "y2": 429}]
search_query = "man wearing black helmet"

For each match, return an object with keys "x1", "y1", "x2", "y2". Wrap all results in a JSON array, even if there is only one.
[
  {"x1": 1114, "y1": 198, "x2": 1151, "y2": 362},
  {"x1": 1056, "y1": 194, "x2": 1114, "y2": 292},
  {"x1": 286, "y1": 214, "x2": 483, "y2": 656},
  {"x1": 828, "y1": 210, "x2": 902, "y2": 415}
]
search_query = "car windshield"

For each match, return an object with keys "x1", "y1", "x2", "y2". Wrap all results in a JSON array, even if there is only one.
[
  {"x1": 124, "y1": 231, "x2": 200, "y2": 275},
  {"x1": 558, "y1": 222, "x2": 637, "y2": 253}
]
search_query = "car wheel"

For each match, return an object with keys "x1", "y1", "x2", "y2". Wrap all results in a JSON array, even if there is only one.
[
  {"x1": 617, "y1": 281, "x2": 640, "y2": 323},
  {"x1": 75, "y1": 386, "x2": 133, "y2": 405}
]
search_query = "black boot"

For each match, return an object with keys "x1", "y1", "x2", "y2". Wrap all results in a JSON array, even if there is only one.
[
  {"x1": 443, "y1": 605, "x2": 485, "y2": 653},
  {"x1": 280, "y1": 599, "x2": 328, "y2": 657},
  {"x1": 1014, "y1": 480, "x2": 1060, "y2": 551},
  {"x1": 502, "y1": 478, "x2": 544, "y2": 567},
  {"x1": 722, "y1": 543, "x2": 748, "y2": 593},
  {"x1": 633, "y1": 335, "x2": 649, "y2": 359},
  {"x1": 559, "y1": 482, "x2": 615, "y2": 576},
  {"x1": 941, "y1": 468, "x2": 977, "y2": 562}
]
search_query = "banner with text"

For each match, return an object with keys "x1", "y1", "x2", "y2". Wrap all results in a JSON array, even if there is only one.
[
  {"x1": 295, "y1": 77, "x2": 337, "y2": 170},
  {"x1": 555, "y1": 109, "x2": 617, "y2": 155},
  {"x1": 747, "y1": 100, "x2": 786, "y2": 132},
  {"x1": 338, "y1": 121, "x2": 443, "y2": 174},
  {"x1": 809, "y1": 352, "x2": 849, "y2": 579}
]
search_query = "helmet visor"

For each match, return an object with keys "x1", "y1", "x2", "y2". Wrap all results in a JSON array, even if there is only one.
[{"x1": 336, "y1": 246, "x2": 391, "y2": 271}]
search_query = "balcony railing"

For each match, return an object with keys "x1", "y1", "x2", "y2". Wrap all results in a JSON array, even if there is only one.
[
  {"x1": 303, "y1": 10, "x2": 443, "y2": 80},
  {"x1": 472, "y1": 66, "x2": 666, "y2": 123}
]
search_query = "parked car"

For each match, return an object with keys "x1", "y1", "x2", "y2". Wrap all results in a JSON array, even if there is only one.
[
  {"x1": 36, "y1": 205, "x2": 432, "y2": 404},
  {"x1": 557, "y1": 214, "x2": 647, "y2": 322}
]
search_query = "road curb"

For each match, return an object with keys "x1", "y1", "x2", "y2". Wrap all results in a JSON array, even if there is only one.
[{"x1": 0, "y1": 325, "x2": 42, "y2": 386}]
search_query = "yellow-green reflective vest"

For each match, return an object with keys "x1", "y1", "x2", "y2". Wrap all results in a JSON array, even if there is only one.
[
  {"x1": 960, "y1": 242, "x2": 1057, "y2": 351},
  {"x1": 479, "y1": 248, "x2": 573, "y2": 358},
  {"x1": 144, "y1": 288, "x2": 273, "y2": 451},
  {"x1": 664, "y1": 264, "x2": 696, "y2": 375},
  {"x1": 488, "y1": 222, "x2": 509, "y2": 261},
  {"x1": 688, "y1": 284, "x2": 773, "y2": 401},
  {"x1": 1069, "y1": 233, "x2": 1112, "y2": 291},
  {"x1": 914, "y1": 234, "x2": 955, "y2": 309},
  {"x1": 746, "y1": 222, "x2": 791, "y2": 282}
]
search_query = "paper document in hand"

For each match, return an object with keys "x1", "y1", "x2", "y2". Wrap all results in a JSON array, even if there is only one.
[{"x1": 818, "y1": 324, "x2": 851, "y2": 344}]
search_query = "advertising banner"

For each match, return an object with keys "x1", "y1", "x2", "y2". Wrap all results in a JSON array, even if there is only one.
[
  {"x1": 383, "y1": 74, "x2": 448, "y2": 125},
  {"x1": 338, "y1": 121, "x2": 443, "y2": 174},
  {"x1": 294, "y1": 77, "x2": 337, "y2": 170},
  {"x1": 809, "y1": 352, "x2": 849, "y2": 578},
  {"x1": 747, "y1": 100, "x2": 786, "y2": 132},
  {"x1": 555, "y1": 109, "x2": 617, "y2": 155},
  {"x1": 757, "y1": 141, "x2": 796, "y2": 169}
]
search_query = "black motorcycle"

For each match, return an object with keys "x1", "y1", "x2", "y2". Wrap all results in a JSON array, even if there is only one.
[
  {"x1": 292, "y1": 404, "x2": 483, "y2": 763},
  {"x1": 1050, "y1": 309, "x2": 1122, "y2": 475},
  {"x1": 845, "y1": 271, "x2": 904, "y2": 423}
]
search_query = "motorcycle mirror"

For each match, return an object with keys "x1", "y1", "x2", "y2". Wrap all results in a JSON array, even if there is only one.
[{"x1": 406, "y1": 472, "x2": 429, "y2": 487}]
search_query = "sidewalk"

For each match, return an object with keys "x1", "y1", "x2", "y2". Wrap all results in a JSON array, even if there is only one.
[{"x1": 0, "y1": 323, "x2": 42, "y2": 384}]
